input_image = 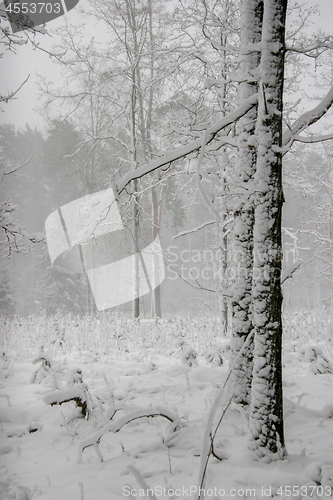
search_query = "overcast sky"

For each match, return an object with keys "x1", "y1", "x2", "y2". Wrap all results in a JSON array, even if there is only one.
[{"x1": 1, "y1": 0, "x2": 333, "y2": 132}]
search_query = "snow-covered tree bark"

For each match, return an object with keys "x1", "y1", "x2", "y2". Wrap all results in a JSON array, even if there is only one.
[
  {"x1": 248, "y1": 0, "x2": 287, "y2": 459},
  {"x1": 230, "y1": 0, "x2": 263, "y2": 406}
]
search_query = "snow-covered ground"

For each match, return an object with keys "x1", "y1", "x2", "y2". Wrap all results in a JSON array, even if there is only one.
[{"x1": 0, "y1": 314, "x2": 333, "y2": 500}]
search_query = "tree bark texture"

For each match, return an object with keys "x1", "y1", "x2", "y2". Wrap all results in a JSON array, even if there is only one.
[
  {"x1": 248, "y1": 0, "x2": 287, "y2": 460},
  {"x1": 231, "y1": 0, "x2": 263, "y2": 405}
]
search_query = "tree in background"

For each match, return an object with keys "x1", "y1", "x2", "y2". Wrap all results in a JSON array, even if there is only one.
[
  {"x1": 40, "y1": 0, "x2": 189, "y2": 318},
  {"x1": 284, "y1": 144, "x2": 333, "y2": 305},
  {"x1": 0, "y1": 125, "x2": 46, "y2": 256},
  {"x1": 0, "y1": 121, "x2": 94, "y2": 315},
  {"x1": 0, "y1": 267, "x2": 16, "y2": 315}
]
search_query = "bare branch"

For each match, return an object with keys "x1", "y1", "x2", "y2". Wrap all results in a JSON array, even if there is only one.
[
  {"x1": 2, "y1": 154, "x2": 33, "y2": 177},
  {"x1": 0, "y1": 74, "x2": 30, "y2": 104},
  {"x1": 281, "y1": 262, "x2": 301, "y2": 284},
  {"x1": 169, "y1": 266, "x2": 232, "y2": 297}
]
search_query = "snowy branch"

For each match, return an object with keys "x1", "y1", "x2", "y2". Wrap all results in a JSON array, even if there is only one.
[
  {"x1": 0, "y1": 198, "x2": 45, "y2": 256},
  {"x1": 77, "y1": 406, "x2": 181, "y2": 463},
  {"x1": 115, "y1": 94, "x2": 258, "y2": 195},
  {"x1": 44, "y1": 387, "x2": 88, "y2": 414},
  {"x1": 291, "y1": 133, "x2": 333, "y2": 144},
  {"x1": 207, "y1": 135, "x2": 237, "y2": 150},
  {"x1": 282, "y1": 85, "x2": 333, "y2": 152},
  {"x1": 172, "y1": 220, "x2": 216, "y2": 240},
  {"x1": 286, "y1": 40, "x2": 333, "y2": 58}
]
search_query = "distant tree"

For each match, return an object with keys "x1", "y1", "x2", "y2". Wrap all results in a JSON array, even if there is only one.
[
  {"x1": 0, "y1": 267, "x2": 16, "y2": 315},
  {"x1": 0, "y1": 125, "x2": 46, "y2": 255},
  {"x1": 34, "y1": 249, "x2": 88, "y2": 315},
  {"x1": 40, "y1": 0, "x2": 187, "y2": 318},
  {"x1": 0, "y1": 122, "x2": 94, "y2": 315},
  {"x1": 43, "y1": 119, "x2": 88, "y2": 206},
  {"x1": 284, "y1": 145, "x2": 333, "y2": 302}
]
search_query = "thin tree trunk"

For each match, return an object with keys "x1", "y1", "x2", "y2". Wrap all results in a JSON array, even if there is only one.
[
  {"x1": 126, "y1": 0, "x2": 141, "y2": 320},
  {"x1": 133, "y1": 179, "x2": 140, "y2": 319},
  {"x1": 230, "y1": 0, "x2": 263, "y2": 405},
  {"x1": 151, "y1": 185, "x2": 162, "y2": 318},
  {"x1": 249, "y1": 0, "x2": 287, "y2": 459}
]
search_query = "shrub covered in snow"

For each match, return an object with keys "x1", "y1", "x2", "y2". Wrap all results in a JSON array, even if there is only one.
[
  {"x1": 44, "y1": 368, "x2": 93, "y2": 421},
  {"x1": 305, "y1": 461, "x2": 333, "y2": 487},
  {"x1": 180, "y1": 345, "x2": 198, "y2": 367},
  {"x1": 205, "y1": 348, "x2": 223, "y2": 366},
  {"x1": 302, "y1": 344, "x2": 333, "y2": 375},
  {"x1": 31, "y1": 347, "x2": 54, "y2": 384}
]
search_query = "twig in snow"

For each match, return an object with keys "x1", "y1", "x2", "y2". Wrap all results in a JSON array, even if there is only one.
[
  {"x1": 77, "y1": 406, "x2": 181, "y2": 463},
  {"x1": 44, "y1": 387, "x2": 88, "y2": 420},
  {"x1": 167, "y1": 446, "x2": 172, "y2": 475}
]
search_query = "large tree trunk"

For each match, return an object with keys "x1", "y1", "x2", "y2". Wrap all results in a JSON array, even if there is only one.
[
  {"x1": 231, "y1": 0, "x2": 263, "y2": 405},
  {"x1": 248, "y1": 0, "x2": 287, "y2": 459}
]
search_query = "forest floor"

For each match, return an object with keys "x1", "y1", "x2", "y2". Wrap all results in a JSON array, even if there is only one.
[{"x1": 0, "y1": 314, "x2": 333, "y2": 500}]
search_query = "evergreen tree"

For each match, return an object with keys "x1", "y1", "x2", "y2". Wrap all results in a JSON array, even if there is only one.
[{"x1": 0, "y1": 267, "x2": 16, "y2": 316}]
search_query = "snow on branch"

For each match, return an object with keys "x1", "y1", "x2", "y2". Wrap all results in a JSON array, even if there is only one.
[
  {"x1": 291, "y1": 133, "x2": 333, "y2": 144},
  {"x1": 0, "y1": 198, "x2": 44, "y2": 255},
  {"x1": 44, "y1": 387, "x2": 88, "y2": 419},
  {"x1": 172, "y1": 220, "x2": 216, "y2": 240},
  {"x1": 115, "y1": 94, "x2": 258, "y2": 195},
  {"x1": 286, "y1": 40, "x2": 333, "y2": 58},
  {"x1": 77, "y1": 406, "x2": 181, "y2": 463},
  {"x1": 282, "y1": 85, "x2": 333, "y2": 152}
]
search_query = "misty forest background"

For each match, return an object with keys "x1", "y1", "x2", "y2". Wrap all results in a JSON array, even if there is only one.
[{"x1": 0, "y1": 0, "x2": 332, "y2": 324}]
